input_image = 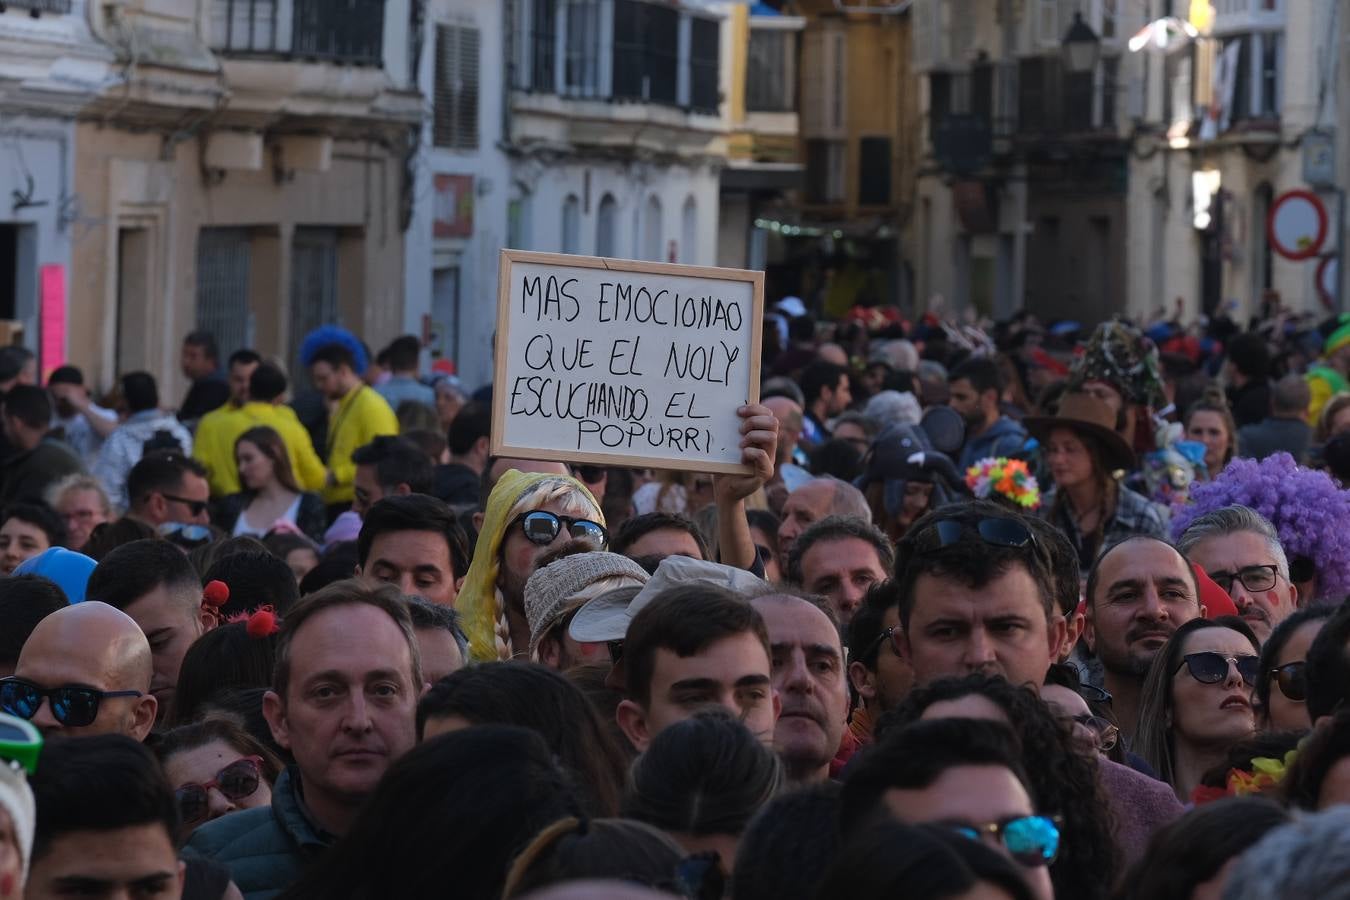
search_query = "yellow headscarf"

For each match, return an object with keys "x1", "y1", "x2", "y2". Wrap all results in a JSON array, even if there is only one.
[{"x1": 457, "y1": 469, "x2": 602, "y2": 661}]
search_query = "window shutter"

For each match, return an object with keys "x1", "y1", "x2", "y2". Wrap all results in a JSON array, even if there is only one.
[
  {"x1": 457, "y1": 26, "x2": 480, "y2": 149},
  {"x1": 434, "y1": 25, "x2": 480, "y2": 150}
]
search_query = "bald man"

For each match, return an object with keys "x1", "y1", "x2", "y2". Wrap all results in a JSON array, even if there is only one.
[{"x1": 6, "y1": 601, "x2": 157, "y2": 740}]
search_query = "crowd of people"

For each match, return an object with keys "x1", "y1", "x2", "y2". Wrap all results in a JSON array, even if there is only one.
[{"x1": 0, "y1": 299, "x2": 1348, "y2": 899}]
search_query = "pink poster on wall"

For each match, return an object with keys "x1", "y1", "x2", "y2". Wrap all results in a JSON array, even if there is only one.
[{"x1": 40, "y1": 264, "x2": 66, "y2": 381}]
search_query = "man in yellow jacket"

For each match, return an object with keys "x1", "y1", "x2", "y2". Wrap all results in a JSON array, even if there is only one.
[
  {"x1": 193, "y1": 362, "x2": 328, "y2": 497},
  {"x1": 301, "y1": 326, "x2": 399, "y2": 508}
]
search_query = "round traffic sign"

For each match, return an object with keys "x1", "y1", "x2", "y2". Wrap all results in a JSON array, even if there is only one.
[{"x1": 1267, "y1": 190, "x2": 1328, "y2": 261}]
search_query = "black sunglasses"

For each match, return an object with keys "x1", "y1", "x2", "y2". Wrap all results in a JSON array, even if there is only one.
[
  {"x1": 1268, "y1": 660, "x2": 1307, "y2": 702},
  {"x1": 912, "y1": 517, "x2": 1038, "y2": 553},
  {"x1": 511, "y1": 510, "x2": 607, "y2": 550},
  {"x1": 0, "y1": 677, "x2": 143, "y2": 728},
  {"x1": 1175, "y1": 652, "x2": 1260, "y2": 687},
  {"x1": 161, "y1": 493, "x2": 209, "y2": 517}
]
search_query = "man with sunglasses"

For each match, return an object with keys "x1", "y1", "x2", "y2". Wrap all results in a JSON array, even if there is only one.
[
  {"x1": 458, "y1": 470, "x2": 609, "y2": 660},
  {"x1": 839, "y1": 718, "x2": 1055, "y2": 900},
  {"x1": 5, "y1": 601, "x2": 157, "y2": 741},
  {"x1": 123, "y1": 453, "x2": 211, "y2": 529},
  {"x1": 894, "y1": 502, "x2": 1066, "y2": 692},
  {"x1": 87, "y1": 539, "x2": 219, "y2": 723},
  {"x1": 1084, "y1": 536, "x2": 1204, "y2": 742},
  {"x1": 1177, "y1": 505, "x2": 1299, "y2": 643}
]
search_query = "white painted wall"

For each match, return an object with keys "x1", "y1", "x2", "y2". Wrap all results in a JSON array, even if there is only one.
[
  {"x1": 404, "y1": 0, "x2": 511, "y2": 393},
  {"x1": 0, "y1": 0, "x2": 109, "y2": 363},
  {"x1": 512, "y1": 158, "x2": 723, "y2": 268}
]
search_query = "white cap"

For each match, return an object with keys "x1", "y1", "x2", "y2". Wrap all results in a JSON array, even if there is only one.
[
  {"x1": 568, "y1": 555, "x2": 771, "y2": 643},
  {"x1": 775, "y1": 296, "x2": 807, "y2": 318}
]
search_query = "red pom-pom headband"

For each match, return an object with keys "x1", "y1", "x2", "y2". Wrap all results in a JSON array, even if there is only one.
[{"x1": 203, "y1": 580, "x2": 230, "y2": 608}]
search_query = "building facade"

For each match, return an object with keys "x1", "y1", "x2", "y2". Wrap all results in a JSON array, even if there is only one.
[
  {"x1": 501, "y1": 0, "x2": 729, "y2": 271},
  {"x1": 717, "y1": 1, "x2": 805, "y2": 276},
  {"x1": 0, "y1": 0, "x2": 112, "y2": 367},
  {"x1": 787, "y1": 0, "x2": 918, "y2": 316},
  {"x1": 1127, "y1": 0, "x2": 1340, "y2": 322},
  {"x1": 912, "y1": 0, "x2": 1132, "y2": 324},
  {"x1": 71, "y1": 0, "x2": 421, "y2": 400},
  {"x1": 403, "y1": 0, "x2": 511, "y2": 391}
]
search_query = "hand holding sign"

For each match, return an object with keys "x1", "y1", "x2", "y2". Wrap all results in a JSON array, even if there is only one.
[{"x1": 492, "y1": 250, "x2": 764, "y2": 474}]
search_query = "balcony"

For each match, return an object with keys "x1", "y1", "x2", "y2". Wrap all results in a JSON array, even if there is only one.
[
  {"x1": 514, "y1": 0, "x2": 721, "y2": 115},
  {"x1": 210, "y1": 0, "x2": 384, "y2": 66},
  {"x1": 1, "y1": 0, "x2": 71, "y2": 13}
]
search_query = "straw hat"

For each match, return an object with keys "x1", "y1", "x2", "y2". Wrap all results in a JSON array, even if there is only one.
[{"x1": 1023, "y1": 392, "x2": 1136, "y2": 474}]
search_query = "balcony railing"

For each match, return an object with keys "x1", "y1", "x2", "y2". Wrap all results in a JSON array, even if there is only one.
[
  {"x1": 211, "y1": 0, "x2": 384, "y2": 66},
  {"x1": 2, "y1": 0, "x2": 72, "y2": 13}
]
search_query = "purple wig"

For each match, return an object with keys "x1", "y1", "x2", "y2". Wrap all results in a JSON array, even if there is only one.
[{"x1": 1171, "y1": 453, "x2": 1350, "y2": 600}]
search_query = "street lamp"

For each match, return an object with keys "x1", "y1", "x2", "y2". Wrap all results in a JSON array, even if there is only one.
[{"x1": 1061, "y1": 12, "x2": 1101, "y2": 73}]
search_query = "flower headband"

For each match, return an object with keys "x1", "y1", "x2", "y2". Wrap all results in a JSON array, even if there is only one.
[
  {"x1": 1190, "y1": 750, "x2": 1299, "y2": 805},
  {"x1": 966, "y1": 457, "x2": 1041, "y2": 510}
]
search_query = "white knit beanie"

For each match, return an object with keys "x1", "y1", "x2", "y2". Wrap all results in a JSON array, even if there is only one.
[
  {"x1": 524, "y1": 552, "x2": 650, "y2": 657},
  {"x1": 0, "y1": 762, "x2": 35, "y2": 882}
]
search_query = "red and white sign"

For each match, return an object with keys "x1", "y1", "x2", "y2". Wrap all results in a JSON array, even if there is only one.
[
  {"x1": 1317, "y1": 257, "x2": 1339, "y2": 308},
  {"x1": 1267, "y1": 189, "x2": 1327, "y2": 261},
  {"x1": 433, "y1": 174, "x2": 474, "y2": 239}
]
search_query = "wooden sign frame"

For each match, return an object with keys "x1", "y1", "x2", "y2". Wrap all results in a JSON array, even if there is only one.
[{"x1": 491, "y1": 249, "x2": 764, "y2": 474}]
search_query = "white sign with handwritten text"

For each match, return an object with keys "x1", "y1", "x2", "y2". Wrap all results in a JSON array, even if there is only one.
[{"x1": 491, "y1": 250, "x2": 764, "y2": 474}]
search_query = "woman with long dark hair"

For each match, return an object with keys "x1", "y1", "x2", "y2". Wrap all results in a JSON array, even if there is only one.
[
  {"x1": 1134, "y1": 617, "x2": 1261, "y2": 802},
  {"x1": 214, "y1": 427, "x2": 325, "y2": 541}
]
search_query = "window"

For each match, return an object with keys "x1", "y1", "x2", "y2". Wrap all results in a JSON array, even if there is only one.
[
  {"x1": 196, "y1": 229, "x2": 253, "y2": 364},
  {"x1": 1036, "y1": 0, "x2": 1058, "y2": 46},
  {"x1": 613, "y1": 0, "x2": 679, "y2": 105},
  {"x1": 210, "y1": 0, "x2": 279, "y2": 52},
  {"x1": 434, "y1": 25, "x2": 480, "y2": 150},
  {"x1": 805, "y1": 139, "x2": 846, "y2": 204},
  {"x1": 564, "y1": 0, "x2": 601, "y2": 96},
  {"x1": 681, "y1": 196, "x2": 697, "y2": 264},
  {"x1": 1224, "y1": 32, "x2": 1282, "y2": 124},
  {"x1": 529, "y1": 0, "x2": 557, "y2": 92},
  {"x1": 508, "y1": 184, "x2": 532, "y2": 250},
  {"x1": 1100, "y1": 55, "x2": 1118, "y2": 130},
  {"x1": 746, "y1": 29, "x2": 795, "y2": 112},
  {"x1": 643, "y1": 195, "x2": 663, "y2": 262},
  {"x1": 596, "y1": 194, "x2": 618, "y2": 257},
  {"x1": 690, "y1": 16, "x2": 720, "y2": 112},
  {"x1": 289, "y1": 228, "x2": 339, "y2": 376},
  {"x1": 561, "y1": 195, "x2": 582, "y2": 255},
  {"x1": 858, "y1": 138, "x2": 891, "y2": 206},
  {"x1": 292, "y1": 0, "x2": 385, "y2": 66}
]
